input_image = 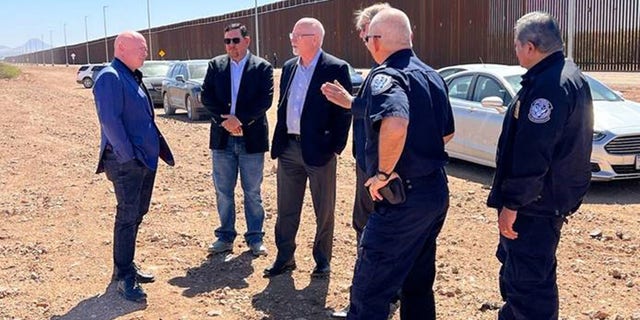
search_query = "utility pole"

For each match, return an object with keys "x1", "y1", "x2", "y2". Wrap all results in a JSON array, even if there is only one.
[
  {"x1": 147, "y1": 0, "x2": 153, "y2": 60},
  {"x1": 254, "y1": 0, "x2": 260, "y2": 58},
  {"x1": 85, "y1": 16, "x2": 91, "y2": 64},
  {"x1": 567, "y1": 0, "x2": 576, "y2": 60},
  {"x1": 49, "y1": 30, "x2": 54, "y2": 66},
  {"x1": 64, "y1": 23, "x2": 69, "y2": 67},
  {"x1": 41, "y1": 34, "x2": 45, "y2": 66},
  {"x1": 103, "y1": 5, "x2": 109, "y2": 63}
]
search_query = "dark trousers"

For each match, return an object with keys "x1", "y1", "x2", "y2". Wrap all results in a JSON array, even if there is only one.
[
  {"x1": 497, "y1": 213, "x2": 564, "y2": 320},
  {"x1": 274, "y1": 139, "x2": 337, "y2": 268},
  {"x1": 103, "y1": 150, "x2": 156, "y2": 281},
  {"x1": 348, "y1": 171, "x2": 449, "y2": 320},
  {"x1": 353, "y1": 165, "x2": 374, "y2": 247}
]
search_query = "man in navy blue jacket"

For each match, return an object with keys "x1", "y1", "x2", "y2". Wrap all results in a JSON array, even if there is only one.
[
  {"x1": 93, "y1": 31, "x2": 174, "y2": 302},
  {"x1": 487, "y1": 12, "x2": 593, "y2": 319}
]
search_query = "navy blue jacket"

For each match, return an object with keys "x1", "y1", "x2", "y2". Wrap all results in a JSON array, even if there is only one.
[
  {"x1": 201, "y1": 53, "x2": 274, "y2": 153},
  {"x1": 487, "y1": 52, "x2": 593, "y2": 216},
  {"x1": 93, "y1": 58, "x2": 174, "y2": 173},
  {"x1": 363, "y1": 49, "x2": 454, "y2": 179},
  {"x1": 270, "y1": 51, "x2": 352, "y2": 166}
]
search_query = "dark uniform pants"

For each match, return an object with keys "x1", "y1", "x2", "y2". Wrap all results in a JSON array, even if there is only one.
[
  {"x1": 353, "y1": 165, "x2": 374, "y2": 247},
  {"x1": 348, "y1": 171, "x2": 449, "y2": 320},
  {"x1": 103, "y1": 149, "x2": 156, "y2": 281},
  {"x1": 274, "y1": 139, "x2": 337, "y2": 268},
  {"x1": 497, "y1": 213, "x2": 565, "y2": 320}
]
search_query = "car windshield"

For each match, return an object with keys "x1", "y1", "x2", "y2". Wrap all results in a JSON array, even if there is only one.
[
  {"x1": 585, "y1": 75, "x2": 622, "y2": 101},
  {"x1": 189, "y1": 63, "x2": 208, "y2": 79},
  {"x1": 504, "y1": 75, "x2": 523, "y2": 93},
  {"x1": 502, "y1": 74, "x2": 621, "y2": 102},
  {"x1": 141, "y1": 63, "x2": 171, "y2": 77}
]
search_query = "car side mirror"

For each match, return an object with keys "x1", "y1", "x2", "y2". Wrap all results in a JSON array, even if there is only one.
[
  {"x1": 614, "y1": 90, "x2": 624, "y2": 98},
  {"x1": 481, "y1": 96, "x2": 507, "y2": 113},
  {"x1": 175, "y1": 75, "x2": 185, "y2": 82}
]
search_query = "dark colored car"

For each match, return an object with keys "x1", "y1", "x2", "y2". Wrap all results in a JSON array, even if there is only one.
[
  {"x1": 140, "y1": 60, "x2": 174, "y2": 106},
  {"x1": 349, "y1": 64, "x2": 364, "y2": 94},
  {"x1": 161, "y1": 60, "x2": 210, "y2": 121}
]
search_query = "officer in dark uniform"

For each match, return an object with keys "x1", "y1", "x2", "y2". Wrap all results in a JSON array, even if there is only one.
[
  {"x1": 345, "y1": 8, "x2": 454, "y2": 320},
  {"x1": 487, "y1": 12, "x2": 593, "y2": 319}
]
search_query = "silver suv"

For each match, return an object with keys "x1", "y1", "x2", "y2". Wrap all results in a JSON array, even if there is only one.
[{"x1": 76, "y1": 64, "x2": 107, "y2": 88}]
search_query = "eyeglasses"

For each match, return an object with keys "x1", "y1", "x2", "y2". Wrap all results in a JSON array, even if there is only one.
[
  {"x1": 363, "y1": 34, "x2": 382, "y2": 43},
  {"x1": 224, "y1": 37, "x2": 242, "y2": 45},
  {"x1": 289, "y1": 33, "x2": 315, "y2": 40}
]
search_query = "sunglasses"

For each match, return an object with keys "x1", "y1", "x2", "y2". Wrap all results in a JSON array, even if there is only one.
[
  {"x1": 363, "y1": 35, "x2": 382, "y2": 43},
  {"x1": 224, "y1": 37, "x2": 242, "y2": 45}
]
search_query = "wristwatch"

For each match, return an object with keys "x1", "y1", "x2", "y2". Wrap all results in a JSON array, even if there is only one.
[{"x1": 376, "y1": 170, "x2": 392, "y2": 181}]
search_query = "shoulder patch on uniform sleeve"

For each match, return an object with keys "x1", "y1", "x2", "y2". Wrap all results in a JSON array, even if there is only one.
[
  {"x1": 370, "y1": 74, "x2": 393, "y2": 95},
  {"x1": 527, "y1": 98, "x2": 553, "y2": 123}
]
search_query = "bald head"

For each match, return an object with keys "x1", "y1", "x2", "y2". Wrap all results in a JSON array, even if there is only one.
[
  {"x1": 114, "y1": 31, "x2": 148, "y2": 70},
  {"x1": 368, "y1": 8, "x2": 412, "y2": 52},
  {"x1": 294, "y1": 17, "x2": 325, "y2": 44},
  {"x1": 290, "y1": 17, "x2": 325, "y2": 63}
]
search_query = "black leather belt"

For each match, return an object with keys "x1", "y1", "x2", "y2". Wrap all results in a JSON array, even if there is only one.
[{"x1": 288, "y1": 134, "x2": 301, "y2": 142}]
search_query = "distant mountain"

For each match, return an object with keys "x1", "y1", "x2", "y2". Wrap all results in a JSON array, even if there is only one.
[{"x1": 0, "y1": 39, "x2": 51, "y2": 59}]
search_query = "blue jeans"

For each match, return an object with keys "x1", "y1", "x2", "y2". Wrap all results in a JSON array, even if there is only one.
[
  {"x1": 212, "y1": 136, "x2": 265, "y2": 245},
  {"x1": 103, "y1": 150, "x2": 156, "y2": 281}
]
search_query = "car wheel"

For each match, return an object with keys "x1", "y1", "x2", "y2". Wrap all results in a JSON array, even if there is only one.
[
  {"x1": 82, "y1": 77, "x2": 94, "y2": 88},
  {"x1": 186, "y1": 96, "x2": 198, "y2": 121},
  {"x1": 163, "y1": 93, "x2": 175, "y2": 115}
]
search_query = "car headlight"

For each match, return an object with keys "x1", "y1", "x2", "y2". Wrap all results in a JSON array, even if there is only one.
[{"x1": 593, "y1": 131, "x2": 606, "y2": 141}]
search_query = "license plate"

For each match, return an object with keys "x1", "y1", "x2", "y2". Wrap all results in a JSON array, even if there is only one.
[{"x1": 636, "y1": 155, "x2": 640, "y2": 170}]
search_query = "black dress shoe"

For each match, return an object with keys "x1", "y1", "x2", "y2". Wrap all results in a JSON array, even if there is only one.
[
  {"x1": 117, "y1": 278, "x2": 147, "y2": 302},
  {"x1": 133, "y1": 263, "x2": 155, "y2": 283},
  {"x1": 311, "y1": 265, "x2": 330, "y2": 278},
  {"x1": 263, "y1": 261, "x2": 296, "y2": 278}
]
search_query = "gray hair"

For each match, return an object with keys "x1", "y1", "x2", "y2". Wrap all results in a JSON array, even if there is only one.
[
  {"x1": 514, "y1": 11, "x2": 563, "y2": 54},
  {"x1": 354, "y1": 2, "x2": 391, "y2": 31}
]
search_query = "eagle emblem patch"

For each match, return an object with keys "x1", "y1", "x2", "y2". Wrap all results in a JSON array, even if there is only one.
[
  {"x1": 528, "y1": 98, "x2": 553, "y2": 123},
  {"x1": 370, "y1": 74, "x2": 393, "y2": 95}
]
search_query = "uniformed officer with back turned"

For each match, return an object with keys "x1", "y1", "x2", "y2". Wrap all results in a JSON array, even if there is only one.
[
  {"x1": 487, "y1": 11, "x2": 593, "y2": 320},
  {"x1": 346, "y1": 8, "x2": 454, "y2": 320}
]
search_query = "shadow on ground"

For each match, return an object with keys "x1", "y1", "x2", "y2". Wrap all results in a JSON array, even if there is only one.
[
  {"x1": 168, "y1": 251, "x2": 255, "y2": 297},
  {"x1": 50, "y1": 282, "x2": 146, "y2": 320},
  {"x1": 252, "y1": 273, "x2": 330, "y2": 320}
]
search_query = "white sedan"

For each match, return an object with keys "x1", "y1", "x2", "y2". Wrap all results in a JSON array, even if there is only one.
[{"x1": 439, "y1": 63, "x2": 640, "y2": 181}]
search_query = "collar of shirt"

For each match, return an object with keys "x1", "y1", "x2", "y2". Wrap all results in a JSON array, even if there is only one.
[
  {"x1": 296, "y1": 49, "x2": 322, "y2": 71},
  {"x1": 380, "y1": 48, "x2": 414, "y2": 68},
  {"x1": 112, "y1": 58, "x2": 143, "y2": 84},
  {"x1": 230, "y1": 51, "x2": 250, "y2": 70},
  {"x1": 522, "y1": 51, "x2": 564, "y2": 82}
]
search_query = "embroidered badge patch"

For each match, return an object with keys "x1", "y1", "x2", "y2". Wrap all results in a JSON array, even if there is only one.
[
  {"x1": 370, "y1": 74, "x2": 393, "y2": 95},
  {"x1": 528, "y1": 98, "x2": 553, "y2": 123}
]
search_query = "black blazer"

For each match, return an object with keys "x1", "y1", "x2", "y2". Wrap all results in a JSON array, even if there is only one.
[
  {"x1": 201, "y1": 53, "x2": 274, "y2": 153},
  {"x1": 271, "y1": 51, "x2": 352, "y2": 166}
]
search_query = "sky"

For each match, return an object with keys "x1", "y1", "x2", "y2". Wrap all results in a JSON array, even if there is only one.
[{"x1": 0, "y1": 0, "x2": 281, "y2": 49}]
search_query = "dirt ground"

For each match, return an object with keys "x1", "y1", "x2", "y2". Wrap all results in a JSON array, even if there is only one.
[{"x1": 0, "y1": 64, "x2": 639, "y2": 320}]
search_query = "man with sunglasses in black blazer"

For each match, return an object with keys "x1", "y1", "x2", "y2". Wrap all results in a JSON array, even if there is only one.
[{"x1": 201, "y1": 23, "x2": 274, "y2": 257}]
